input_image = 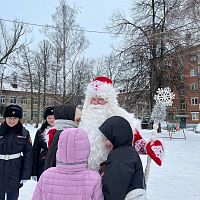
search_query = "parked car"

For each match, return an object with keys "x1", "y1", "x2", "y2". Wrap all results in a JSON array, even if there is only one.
[{"x1": 141, "y1": 116, "x2": 154, "y2": 129}]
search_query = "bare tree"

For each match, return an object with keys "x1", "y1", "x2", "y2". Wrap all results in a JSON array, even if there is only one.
[
  {"x1": 44, "y1": 0, "x2": 89, "y2": 103},
  {"x1": 66, "y1": 57, "x2": 93, "y2": 105},
  {"x1": 33, "y1": 54, "x2": 43, "y2": 128},
  {"x1": 17, "y1": 47, "x2": 35, "y2": 123},
  {"x1": 51, "y1": 47, "x2": 62, "y2": 95},
  {"x1": 106, "y1": 0, "x2": 200, "y2": 111},
  {"x1": 37, "y1": 40, "x2": 53, "y2": 108},
  {"x1": 0, "y1": 19, "x2": 30, "y2": 65}
]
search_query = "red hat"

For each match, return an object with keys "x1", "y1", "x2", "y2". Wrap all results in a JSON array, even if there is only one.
[
  {"x1": 84, "y1": 75, "x2": 118, "y2": 106},
  {"x1": 91, "y1": 76, "x2": 113, "y2": 92},
  {"x1": 133, "y1": 129, "x2": 147, "y2": 155},
  {"x1": 94, "y1": 76, "x2": 112, "y2": 84}
]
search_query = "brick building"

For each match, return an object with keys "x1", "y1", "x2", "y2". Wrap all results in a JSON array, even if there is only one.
[{"x1": 167, "y1": 45, "x2": 200, "y2": 125}]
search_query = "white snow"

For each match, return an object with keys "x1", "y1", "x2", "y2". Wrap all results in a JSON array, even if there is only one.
[
  {"x1": 18, "y1": 125, "x2": 200, "y2": 200},
  {"x1": 195, "y1": 123, "x2": 200, "y2": 133}
]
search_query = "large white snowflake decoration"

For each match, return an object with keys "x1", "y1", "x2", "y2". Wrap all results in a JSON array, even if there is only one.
[{"x1": 154, "y1": 87, "x2": 175, "y2": 106}]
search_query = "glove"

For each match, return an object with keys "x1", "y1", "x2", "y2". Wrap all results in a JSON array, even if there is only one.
[
  {"x1": 20, "y1": 180, "x2": 28, "y2": 184},
  {"x1": 32, "y1": 176, "x2": 37, "y2": 181}
]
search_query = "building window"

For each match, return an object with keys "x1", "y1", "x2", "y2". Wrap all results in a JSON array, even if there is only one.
[
  {"x1": 33, "y1": 98, "x2": 38, "y2": 105},
  {"x1": 190, "y1": 55, "x2": 197, "y2": 62},
  {"x1": 33, "y1": 111, "x2": 38, "y2": 118},
  {"x1": 191, "y1": 97, "x2": 198, "y2": 105},
  {"x1": 180, "y1": 95, "x2": 185, "y2": 101},
  {"x1": 45, "y1": 98, "x2": 50, "y2": 106},
  {"x1": 40, "y1": 111, "x2": 43, "y2": 118},
  {"x1": 191, "y1": 112, "x2": 199, "y2": 121},
  {"x1": 180, "y1": 74, "x2": 184, "y2": 82},
  {"x1": 0, "y1": 96, "x2": 5, "y2": 104},
  {"x1": 23, "y1": 111, "x2": 27, "y2": 118},
  {"x1": 10, "y1": 96, "x2": 16, "y2": 104},
  {"x1": 190, "y1": 69, "x2": 197, "y2": 77},
  {"x1": 198, "y1": 56, "x2": 200, "y2": 64},
  {"x1": 198, "y1": 65, "x2": 200, "y2": 73},
  {"x1": 190, "y1": 83, "x2": 198, "y2": 91},
  {"x1": 21, "y1": 97, "x2": 28, "y2": 104},
  {"x1": 180, "y1": 103, "x2": 186, "y2": 110}
]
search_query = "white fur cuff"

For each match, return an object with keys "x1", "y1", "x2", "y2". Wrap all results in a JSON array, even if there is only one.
[{"x1": 125, "y1": 189, "x2": 147, "y2": 200}]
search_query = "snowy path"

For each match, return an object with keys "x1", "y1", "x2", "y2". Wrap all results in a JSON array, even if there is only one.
[{"x1": 142, "y1": 130, "x2": 200, "y2": 200}]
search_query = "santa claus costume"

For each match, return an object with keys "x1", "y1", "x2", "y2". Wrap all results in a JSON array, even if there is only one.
[{"x1": 79, "y1": 76, "x2": 140, "y2": 171}]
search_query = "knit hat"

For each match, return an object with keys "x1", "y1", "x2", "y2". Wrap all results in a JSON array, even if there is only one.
[
  {"x1": 3, "y1": 104, "x2": 23, "y2": 119},
  {"x1": 44, "y1": 106, "x2": 54, "y2": 119},
  {"x1": 84, "y1": 76, "x2": 118, "y2": 107},
  {"x1": 54, "y1": 104, "x2": 76, "y2": 120}
]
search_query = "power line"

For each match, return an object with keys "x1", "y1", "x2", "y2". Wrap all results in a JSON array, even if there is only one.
[
  {"x1": 0, "y1": 18, "x2": 115, "y2": 35},
  {"x1": 1, "y1": 17, "x2": 200, "y2": 39}
]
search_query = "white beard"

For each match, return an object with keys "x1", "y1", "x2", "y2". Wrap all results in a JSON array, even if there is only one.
[
  {"x1": 79, "y1": 103, "x2": 140, "y2": 171},
  {"x1": 79, "y1": 104, "x2": 112, "y2": 171}
]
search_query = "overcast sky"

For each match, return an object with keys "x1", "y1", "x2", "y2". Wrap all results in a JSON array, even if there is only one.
[{"x1": 1, "y1": 0, "x2": 132, "y2": 58}]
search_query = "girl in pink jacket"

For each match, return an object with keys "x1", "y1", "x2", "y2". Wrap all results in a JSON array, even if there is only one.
[{"x1": 32, "y1": 128, "x2": 103, "y2": 200}]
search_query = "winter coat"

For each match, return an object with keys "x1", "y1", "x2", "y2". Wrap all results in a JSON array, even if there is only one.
[
  {"x1": 32, "y1": 123, "x2": 52, "y2": 181},
  {"x1": 99, "y1": 116, "x2": 145, "y2": 200},
  {"x1": 44, "y1": 120, "x2": 78, "y2": 170},
  {"x1": 32, "y1": 128, "x2": 104, "y2": 200},
  {"x1": 0, "y1": 122, "x2": 32, "y2": 192}
]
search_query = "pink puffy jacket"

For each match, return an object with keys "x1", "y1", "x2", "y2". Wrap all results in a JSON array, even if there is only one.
[{"x1": 32, "y1": 128, "x2": 103, "y2": 200}]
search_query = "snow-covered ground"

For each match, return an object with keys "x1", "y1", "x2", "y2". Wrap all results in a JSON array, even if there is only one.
[{"x1": 19, "y1": 124, "x2": 200, "y2": 200}]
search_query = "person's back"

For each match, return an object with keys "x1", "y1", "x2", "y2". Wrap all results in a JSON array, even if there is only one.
[
  {"x1": 99, "y1": 116, "x2": 146, "y2": 200},
  {"x1": 44, "y1": 104, "x2": 80, "y2": 170},
  {"x1": 32, "y1": 128, "x2": 103, "y2": 200},
  {"x1": 107, "y1": 146, "x2": 145, "y2": 191}
]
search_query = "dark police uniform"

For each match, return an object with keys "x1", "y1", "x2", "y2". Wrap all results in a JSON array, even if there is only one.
[{"x1": 0, "y1": 122, "x2": 32, "y2": 196}]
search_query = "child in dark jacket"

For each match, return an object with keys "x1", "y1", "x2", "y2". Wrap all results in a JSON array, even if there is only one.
[
  {"x1": 44, "y1": 104, "x2": 82, "y2": 170},
  {"x1": 99, "y1": 116, "x2": 147, "y2": 200},
  {"x1": 32, "y1": 106, "x2": 55, "y2": 181},
  {"x1": 0, "y1": 104, "x2": 32, "y2": 200}
]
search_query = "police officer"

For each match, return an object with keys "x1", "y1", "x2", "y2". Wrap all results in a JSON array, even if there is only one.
[{"x1": 0, "y1": 104, "x2": 32, "y2": 200}]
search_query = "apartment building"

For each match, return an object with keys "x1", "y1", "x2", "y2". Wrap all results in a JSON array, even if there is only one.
[
  {"x1": 167, "y1": 46, "x2": 200, "y2": 125},
  {"x1": 0, "y1": 83, "x2": 62, "y2": 123}
]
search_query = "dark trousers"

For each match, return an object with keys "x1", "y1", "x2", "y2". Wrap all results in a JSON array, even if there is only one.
[{"x1": 0, "y1": 190, "x2": 19, "y2": 200}]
